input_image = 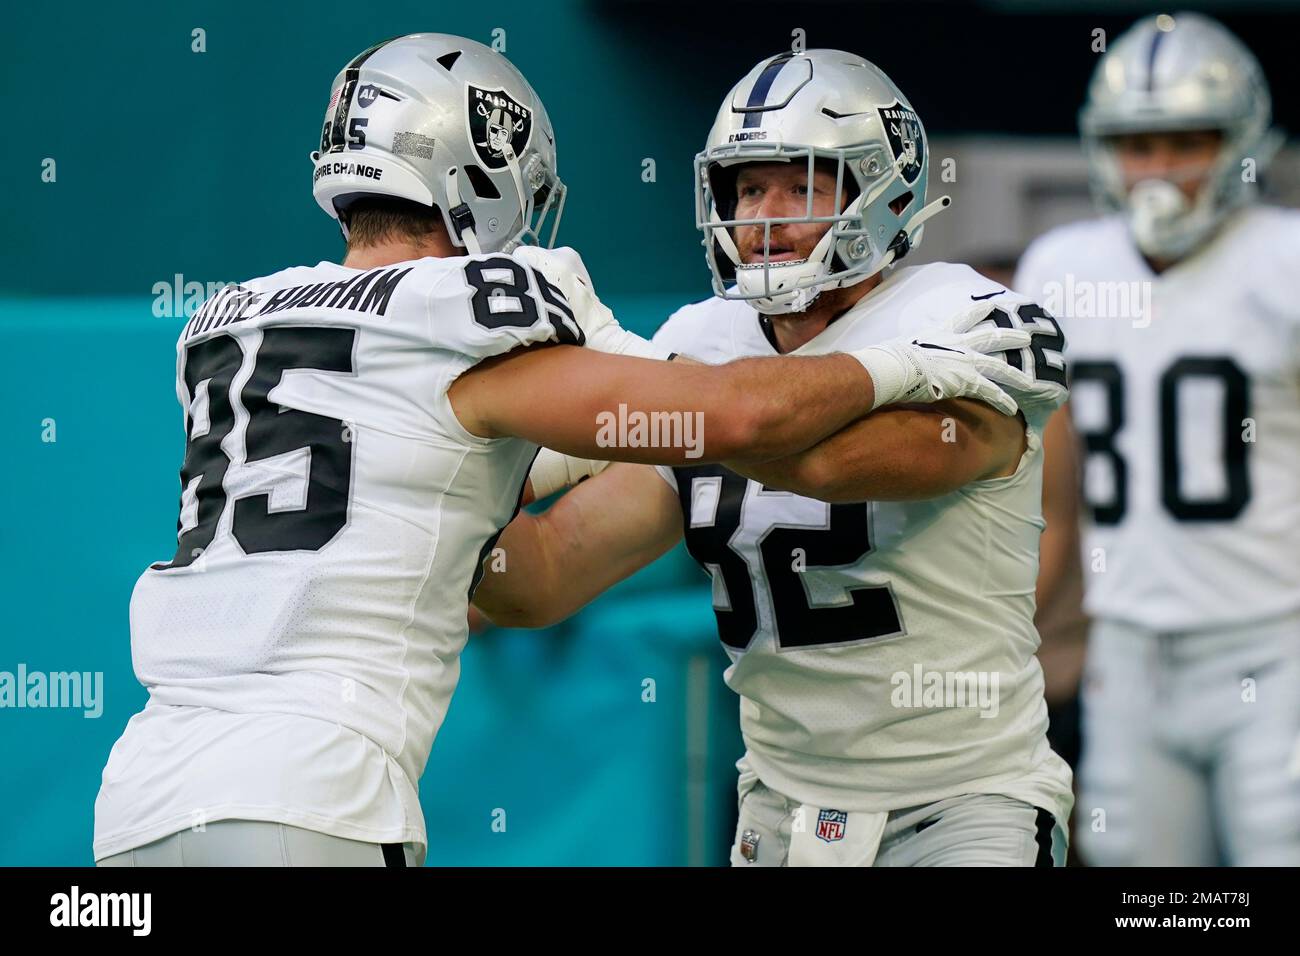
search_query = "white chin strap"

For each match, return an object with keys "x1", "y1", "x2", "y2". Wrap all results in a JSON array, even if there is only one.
[
  {"x1": 446, "y1": 148, "x2": 533, "y2": 255},
  {"x1": 498, "y1": 144, "x2": 534, "y2": 252}
]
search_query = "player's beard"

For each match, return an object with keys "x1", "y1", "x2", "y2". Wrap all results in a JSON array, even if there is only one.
[{"x1": 734, "y1": 222, "x2": 828, "y2": 267}]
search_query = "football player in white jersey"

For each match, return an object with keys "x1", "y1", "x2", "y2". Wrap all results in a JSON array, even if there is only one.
[
  {"x1": 1016, "y1": 13, "x2": 1300, "y2": 866},
  {"x1": 473, "y1": 50, "x2": 1075, "y2": 866},
  {"x1": 93, "y1": 34, "x2": 1040, "y2": 867}
]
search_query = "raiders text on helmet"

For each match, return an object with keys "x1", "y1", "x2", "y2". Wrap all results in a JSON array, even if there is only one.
[
  {"x1": 1079, "y1": 12, "x2": 1279, "y2": 260},
  {"x1": 695, "y1": 50, "x2": 951, "y2": 314},
  {"x1": 311, "y1": 34, "x2": 565, "y2": 254}
]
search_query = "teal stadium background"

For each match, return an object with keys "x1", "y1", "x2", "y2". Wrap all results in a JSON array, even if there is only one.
[{"x1": 4, "y1": 0, "x2": 1296, "y2": 865}]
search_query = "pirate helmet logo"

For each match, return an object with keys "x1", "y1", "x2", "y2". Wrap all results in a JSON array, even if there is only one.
[
  {"x1": 877, "y1": 102, "x2": 924, "y2": 185},
  {"x1": 467, "y1": 84, "x2": 533, "y2": 171}
]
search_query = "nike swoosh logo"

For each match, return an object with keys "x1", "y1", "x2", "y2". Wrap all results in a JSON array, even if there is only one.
[
  {"x1": 915, "y1": 341, "x2": 962, "y2": 353},
  {"x1": 970, "y1": 290, "x2": 1005, "y2": 300}
]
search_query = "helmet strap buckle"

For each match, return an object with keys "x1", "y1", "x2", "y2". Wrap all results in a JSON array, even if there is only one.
[{"x1": 448, "y1": 202, "x2": 476, "y2": 240}]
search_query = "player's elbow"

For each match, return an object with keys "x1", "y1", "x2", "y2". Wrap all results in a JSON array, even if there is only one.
[
  {"x1": 475, "y1": 595, "x2": 565, "y2": 630},
  {"x1": 780, "y1": 455, "x2": 862, "y2": 503},
  {"x1": 700, "y1": 400, "x2": 771, "y2": 461}
]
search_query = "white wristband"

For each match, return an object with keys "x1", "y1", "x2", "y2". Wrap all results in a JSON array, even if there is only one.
[{"x1": 849, "y1": 345, "x2": 930, "y2": 411}]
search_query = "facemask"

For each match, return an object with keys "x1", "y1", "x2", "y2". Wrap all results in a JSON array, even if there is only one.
[{"x1": 1126, "y1": 177, "x2": 1218, "y2": 261}]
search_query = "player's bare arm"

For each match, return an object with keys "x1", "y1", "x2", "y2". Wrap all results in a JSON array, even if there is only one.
[
  {"x1": 725, "y1": 398, "x2": 1029, "y2": 503},
  {"x1": 448, "y1": 319, "x2": 1034, "y2": 465},
  {"x1": 473, "y1": 463, "x2": 682, "y2": 628},
  {"x1": 451, "y1": 345, "x2": 878, "y2": 464}
]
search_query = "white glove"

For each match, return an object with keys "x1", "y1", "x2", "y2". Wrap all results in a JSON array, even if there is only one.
[
  {"x1": 529, "y1": 447, "x2": 612, "y2": 499},
  {"x1": 948, "y1": 301, "x2": 1070, "y2": 418},
  {"x1": 850, "y1": 309, "x2": 1036, "y2": 416},
  {"x1": 514, "y1": 246, "x2": 673, "y2": 360}
]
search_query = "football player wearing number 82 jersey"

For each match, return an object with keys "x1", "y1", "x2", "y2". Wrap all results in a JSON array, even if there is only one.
[
  {"x1": 474, "y1": 50, "x2": 1075, "y2": 867},
  {"x1": 93, "y1": 34, "x2": 1039, "y2": 868},
  {"x1": 1017, "y1": 13, "x2": 1300, "y2": 866}
]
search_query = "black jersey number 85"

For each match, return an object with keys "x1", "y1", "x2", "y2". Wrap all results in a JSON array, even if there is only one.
[{"x1": 156, "y1": 326, "x2": 357, "y2": 570}]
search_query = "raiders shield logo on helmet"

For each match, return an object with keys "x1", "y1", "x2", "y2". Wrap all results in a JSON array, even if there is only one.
[
  {"x1": 877, "y1": 102, "x2": 924, "y2": 185},
  {"x1": 467, "y1": 84, "x2": 533, "y2": 170}
]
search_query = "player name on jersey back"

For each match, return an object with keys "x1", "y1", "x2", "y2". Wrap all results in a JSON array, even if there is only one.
[{"x1": 182, "y1": 265, "x2": 413, "y2": 341}]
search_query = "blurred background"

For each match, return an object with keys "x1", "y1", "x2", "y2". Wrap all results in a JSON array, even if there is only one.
[{"x1": 2, "y1": 0, "x2": 1297, "y2": 865}]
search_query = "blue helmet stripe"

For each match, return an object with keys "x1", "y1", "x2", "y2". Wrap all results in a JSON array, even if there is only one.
[
  {"x1": 742, "y1": 51, "x2": 796, "y2": 128},
  {"x1": 1146, "y1": 26, "x2": 1167, "y2": 91}
]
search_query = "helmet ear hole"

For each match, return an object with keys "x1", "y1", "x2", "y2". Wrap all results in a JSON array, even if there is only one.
[
  {"x1": 462, "y1": 164, "x2": 501, "y2": 200},
  {"x1": 889, "y1": 191, "x2": 914, "y2": 215}
]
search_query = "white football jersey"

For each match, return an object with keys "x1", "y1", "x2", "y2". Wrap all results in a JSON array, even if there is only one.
[
  {"x1": 94, "y1": 251, "x2": 582, "y2": 860},
  {"x1": 1015, "y1": 206, "x2": 1300, "y2": 632},
  {"x1": 651, "y1": 263, "x2": 1073, "y2": 826}
]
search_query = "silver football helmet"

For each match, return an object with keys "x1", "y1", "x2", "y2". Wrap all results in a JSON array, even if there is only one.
[
  {"x1": 695, "y1": 50, "x2": 950, "y2": 314},
  {"x1": 1079, "y1": 13, "x2": 1279, "y2": 260},
  {"x1": 311, "y1": 34, "x2": 565, "y2": 253}
]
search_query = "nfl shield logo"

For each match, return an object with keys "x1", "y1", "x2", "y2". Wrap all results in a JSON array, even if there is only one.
[{"x1": 816, "y1": 809, "x2": 847, "y2": 843}]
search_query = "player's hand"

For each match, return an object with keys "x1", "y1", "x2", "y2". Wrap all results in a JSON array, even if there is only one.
[
  {"x1": 513, "y1": 246, "x2": 670, "y2": 360},
  {"x1": 851, "y1": 320, "x2": 1036, "y2": 416},
  {"x1": 952, "y1": 302, "x2": 1070, "y2": 417}
]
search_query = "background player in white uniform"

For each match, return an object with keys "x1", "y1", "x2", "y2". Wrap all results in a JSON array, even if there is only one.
[
  {"x1": 474, "y1": 51, "x2": 1074, "y2": 866},
  {"x1": 94, "y1": 34, "x2": 1037, "y2": 867},
  {"x1": 1016, "y1": 13, "x2": 1300, "y2": 866}
]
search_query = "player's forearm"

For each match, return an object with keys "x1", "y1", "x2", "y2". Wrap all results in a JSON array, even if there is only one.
[
  {"x1": 468, "y1": 346, "x2": 875, "y2": 465},
  {"x1": 471, "y1": 512, "x2": 564, "y2": 628},
  {"x1": 473, "y1": 465, "x2": 683, "y2": 627},
  {"x1": 698, "y1": 353, "x2": 876, "y2": 462},
  {"x1": 728, "y1": 404, "x2": 1015, "y2": 503}
]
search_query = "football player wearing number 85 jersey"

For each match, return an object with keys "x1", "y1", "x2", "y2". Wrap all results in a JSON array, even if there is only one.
[
  {"x1": 93, "y1": 34, "x2": 1039, "y2": 868},
  {"x1": 474, "y1": 50, "x2": 1074, "y2": 866},
  {"x1": 1016, "y1": 14, "x2": 1300, "y2": 865}
]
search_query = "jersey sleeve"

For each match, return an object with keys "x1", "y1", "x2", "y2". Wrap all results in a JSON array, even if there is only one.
[{"x1": 412, "y1": 253, "x2": 586, "y2": 360}]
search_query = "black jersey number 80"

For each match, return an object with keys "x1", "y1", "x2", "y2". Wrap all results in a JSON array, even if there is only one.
[{"x1": 156, "y1": 326, "x2": 357, "y2": 570}]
